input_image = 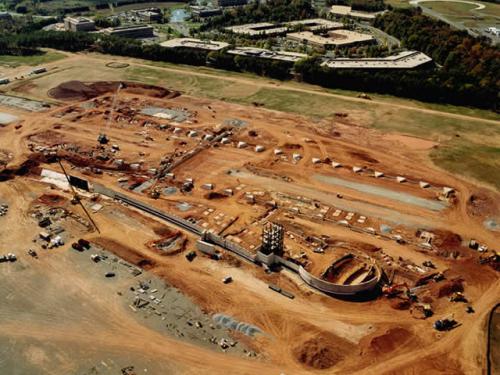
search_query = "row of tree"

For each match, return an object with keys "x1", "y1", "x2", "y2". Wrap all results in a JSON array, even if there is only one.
[{"x1": 200, "y1": 0, "x2": 316, "y2": 31}]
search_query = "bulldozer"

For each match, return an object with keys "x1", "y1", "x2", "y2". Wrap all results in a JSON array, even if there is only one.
[
  {"x1": 433, "y1": 316, "x2": 458, "y2": 331},
  {"x1": 449, "y1": 292, "x2": 467, "y2": 303}
]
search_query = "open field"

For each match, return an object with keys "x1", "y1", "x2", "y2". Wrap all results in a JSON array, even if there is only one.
[
  {"x1": 0, "y1": 51, "x2": 66, "y2": 68},
  {"x1": 408, "y1": 0, "x2": 500, "y2": 36},
  {"x1": 0, "y1": 57, "x2": 498, "y2": 373}
]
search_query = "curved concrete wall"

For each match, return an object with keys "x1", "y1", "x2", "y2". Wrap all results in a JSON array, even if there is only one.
[{"x1": 298, "y1": 263, "x2": 380, "y2": 295}]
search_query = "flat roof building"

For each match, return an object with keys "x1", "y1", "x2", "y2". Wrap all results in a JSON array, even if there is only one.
[
  {"x1": 216, "y1": 0, "x2": 248, "y2": 7},
  {"x1": 64, "y1": 17, "x2": 96, "y2": 32},
  {"x1": 136, "y1": 8, "x2": 162, "y2": 22},
  {"x1": 0, "y1": 12, "x2": 12, "y2": 21},
  {"x1": 161, "y1": 38, "x2": 229, "y2": 51},
  {"x1": 226, "y1": 22, "x2": 288, "y2": 37},
  {"x1": 227, "y1": 47, "x2": 307, "y2": 63},
  {"x1": 103, "y1": 25, "x2": 154, "y2": 39},
  {"x1": 190, "y1": 6, "x2": 223, "y2": 18},
  {"x1": 322, "y1": 51, "x2": 432, "y2": 69},
  {"x1": 287, "y1": 30, "x2": 374, "y2": 48},
  {"x1": 330, "y1": 5, "x2": 385, "y2": 20},
  {"x1": 287, "y1": 18, "x2": 344, "y2": 31}
]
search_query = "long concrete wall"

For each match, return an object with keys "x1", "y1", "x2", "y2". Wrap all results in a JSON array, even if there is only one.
[
  {"x1": 298, "y1": 264, "x2": 380, "y2": 295},
  {"x1": 203, "y1": 231, "x2": 256, "y2": 263},
  {"x1": 93, "y1": 182, "x2": 380, "y2": 296}
]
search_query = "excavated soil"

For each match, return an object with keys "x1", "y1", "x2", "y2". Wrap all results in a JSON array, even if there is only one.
[
  {"x1": 432, "y1": 230, "x2": 463, "y2": 250},
  {"x1": 293, "y1": 337, "x2": 344, "y2": 370},
  {"x1": 0, "y1": 155, "x2": 44, "y2": 181},
  {"x1": 349, "y1": 151, "x2": 379, "y2": 164},
  {"x1": 435, "y1": 278, "x2": 464, "y2": 298},
  {"x1": 369, "y1": 327, "x2": 413, "y2": 355},
  {"x1": 36, "y1": 194, "x2": 67, "y2": 206},
  {"x1": 467, "y1": 190, "x2": 499, "y2": 218},
  {"x1": 91, "y1": 237, "x2": 156, "y2": 270},
  {"x1": 390, "y1": 298, "x2": 412, "y2": 310},
  {"x1": 48, "y1": 81, "x2": 180, "y2": 101}
]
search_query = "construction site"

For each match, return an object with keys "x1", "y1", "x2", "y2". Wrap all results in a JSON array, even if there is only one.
[{"x1": 0, "y1": 59, "x2": 499, "y2": 374}]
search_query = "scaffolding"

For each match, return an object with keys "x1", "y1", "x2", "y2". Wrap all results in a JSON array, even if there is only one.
[{"x1": 261, "y1": 222, "x2": 284, "y2": 256}]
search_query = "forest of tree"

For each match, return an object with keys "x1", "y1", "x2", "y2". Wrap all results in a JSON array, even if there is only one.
[{"x1": 374, "y1": 8, "x2": 499, "y2": 109}]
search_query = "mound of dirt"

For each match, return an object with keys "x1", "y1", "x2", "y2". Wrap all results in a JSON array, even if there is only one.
[
  {"x1": 0, "y1": 155, "x2": 45, "y2": 181},
  {"x1": 283, "y1": 143, "x2": 303, "y2": 150},
  {"x1": 370, "y1": 327, "x2": 412, "y2": 354},
  {"x1": 432, "y1": 230, "x2": 462, "y2": 250},
  {"x1": 390, "y1": 298, "x2": 411, "y2": 310},
  {"x1": 48, "y1": 81, "x2": 180, "y2": 101},
  {"x1": 349, "y1": 151, "x2": 379, "y2": 164},
  {"x1": 293, "y1": 337, "x2": 343, "y2": 370},
  {"x1": 435, "y1": 278, "x2": 464, "y2": 298},
  {"x1": 152, "y1": 226, "x2": 179, "y2": 238},
  {"x1": 37, "y1": 194, "x2": 67, "y2": 206},
  {"x1": 467, "y1": 191, "x2": 499, "y2": 218},
  {"x1": 91, "y1": 237, "x2": 156, "y2": 270},
  {"x1": 205, "y1": 192, "x2": 228, "y2": 200}
]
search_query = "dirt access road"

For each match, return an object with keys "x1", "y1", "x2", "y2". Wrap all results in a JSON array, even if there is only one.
[{"x1": 15, "y1": 51, "x2": 500, "y2": 126}]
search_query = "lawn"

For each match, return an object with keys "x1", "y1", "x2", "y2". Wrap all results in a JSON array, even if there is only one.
[
  {"x1": 414, "y1": 0, "x2": 500, "y2": 29},
  {"x1": 0, "y1": 51, "x2": 66, "y2": 68},
  {"x1": 431, "y1": 140, "x2": 500, "y2": 189},
  {"x1": 423, "y1": 1, "x2": 480, "y2": 16}
]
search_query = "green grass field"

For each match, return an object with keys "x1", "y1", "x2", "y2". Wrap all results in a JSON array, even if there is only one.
[
  {"x1": 402, "y1": 0, "x2": 500, "y2": 30},
  {"x1": 431, "y1": 140, "x2": 500, "y2": 189},
  {"x1": 424, "y1": 1, "x2": 477, "y2": 14},
  {"x1": 0, "y1": 51, "x2": 66, "y2": 68}
]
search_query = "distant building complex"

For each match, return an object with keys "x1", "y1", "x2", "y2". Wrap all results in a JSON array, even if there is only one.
[
  {"x1": 161, "y1": 38, "x2": 229, "y2": 51},
  {"x1": 330, "y1": 5, "x2": 385, "y2": 20},
  {"x1": 226, "y1": 22, "x2": 288, "y2": 37},
  {"x1": 64, "y1": 17, "x2": 96, "y2": 32},
  {"x1": 288, "y1": 30, "x2": 375, "y2": 48},
  {"x1": 322, "y1": 51, "x2": 432, "y2": 69},
  {"x1": 103, "y1": 25, "x2": 154, "y2": 39},
  {"x1": 190, "y1": 6, "x2": 223, "y2": 18},
  {"x1": 135, "y1": 8, "x2": 163, "y2": 23},
  {"x1": 287, "y1": 18, "x2": 344, "y2": 31},
  {"x1": 227, "y1": 47, "x2": 307, "y2": 62},
  {"x1": 215, "y1": 0, "x2": 248, "y2": 7},
  {"x1": 226, "y1": 19, "x2": 345, "y2": 38}
]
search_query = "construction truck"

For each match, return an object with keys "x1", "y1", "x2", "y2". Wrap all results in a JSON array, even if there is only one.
[
  {"x1": 382, "y1": 283, "x2": 408, "y2": 298},
  {"x1": 97, "y1": 133, "x2": 109, "y2": 144},
  {"x1": 433, "y1": 316, "x2": 457, "y2": 331},
  {"x1": 449, "y1": 292, "x2": 467, "y2": 303},
  {"x1": 150, "y1": 188, "x2": 161, "y2": 199}
]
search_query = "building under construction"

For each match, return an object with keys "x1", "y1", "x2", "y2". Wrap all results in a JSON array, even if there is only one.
[{"x1": 260, "y1": 222, "x2": 284, "y2": 257}]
